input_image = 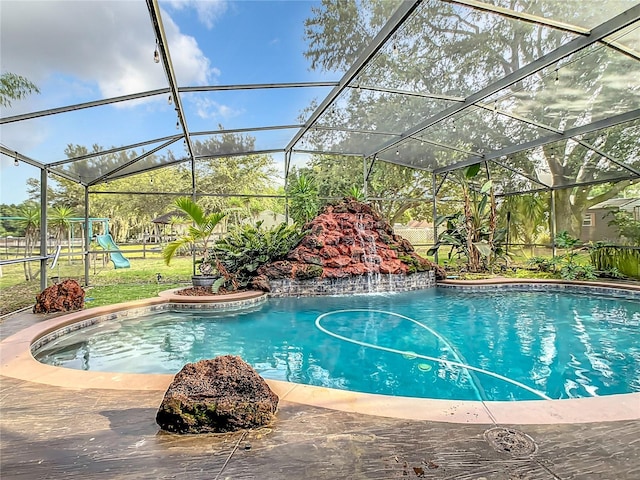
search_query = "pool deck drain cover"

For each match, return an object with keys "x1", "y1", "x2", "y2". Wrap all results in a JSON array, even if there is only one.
[{"x1": 484, "y1": 427, "x2": 537, "y2": 456}]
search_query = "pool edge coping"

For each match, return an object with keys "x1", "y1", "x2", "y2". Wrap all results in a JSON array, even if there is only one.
[{"x1": 1, "y1": 280, "x2": 639, "y2": 425}]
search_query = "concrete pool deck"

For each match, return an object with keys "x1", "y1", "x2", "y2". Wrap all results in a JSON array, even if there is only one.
[{"x1": 1, "y1": 280, "x2": 640, "y2": 478}]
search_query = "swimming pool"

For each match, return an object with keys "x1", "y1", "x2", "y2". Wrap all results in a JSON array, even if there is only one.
[{"x1": 33, "y1": 287, "x2": 640, "y2": 402}]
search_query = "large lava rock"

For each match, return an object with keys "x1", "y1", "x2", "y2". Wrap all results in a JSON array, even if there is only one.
[
  {"x1": 258, "y1": 198, "x2": 446, "y2": 283},
  {"x1": 156, "y1": 356, "x2": 279, "y2": 434},
  {"x1": 33, "y1": 279, "x2": 85, "y2": 313}
]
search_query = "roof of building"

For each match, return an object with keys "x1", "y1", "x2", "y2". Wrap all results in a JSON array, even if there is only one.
[{"x1": 589, "y1": 198, "x2": 640, "y2": 211}]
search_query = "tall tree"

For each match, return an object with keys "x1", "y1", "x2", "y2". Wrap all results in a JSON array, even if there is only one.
[
  {"x1": 193, "y1": 132, "x2": 279, "y2": 213},
  {"x1": 16, "y1": 203, "x2": 40, "y2": 281},
  {"x1": 296, "y1": 154, "x2": 433, "y2": 224},
  {"x1": 0, "y1": 203, "x2": 24, "y2": 236},
  {"x1": 303, "y1": 0, "x2": 640, "y2": 237},
  {"x1": 0, "y1": 72, "x2": 40, "y2": 107},
  {"x1": 28, "y1": 133, "x2": 281, "y2": 242},
  {"x1": 499, "y1": 193, "x2": 548, "y2": 255},
  {"x1": 49, "y1": 205, "x2": 77, "y2": 264}
]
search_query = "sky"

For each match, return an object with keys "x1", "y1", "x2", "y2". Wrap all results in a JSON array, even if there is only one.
[{"x1": 0, "y1": 0, "x2": 338, "y2": 205}]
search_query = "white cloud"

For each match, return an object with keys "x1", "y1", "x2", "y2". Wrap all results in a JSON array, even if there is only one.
[
  {"x1": 0, "y1": 120, "x2": 50, "y2": 155},
  {"x1": 192, "y1": 96, "x2": 243, "y2": 120},
  {"x1": 0, "y1": 1, "x2": 216, "y2": 102},
  {"x1": 164, "y1": 0, "x2": 229, "y2": 29},
  {"x1": 164, "y1": 18, "x2": 216, "y2": 87}
]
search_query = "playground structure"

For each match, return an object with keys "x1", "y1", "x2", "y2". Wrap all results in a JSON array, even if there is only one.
[
  {"x1": 95, "y1": 234, "x2": 130, "y2": 269},
  {"x1": 1, "y1": 216, "x2": 130, "y2": 270},
  {"x1": 85, "y1": 218, "x2": 131, "y2": 269}
]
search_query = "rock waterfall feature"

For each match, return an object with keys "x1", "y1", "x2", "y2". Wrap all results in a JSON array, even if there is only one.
[{"x1": 255, "y1": 198, "x2": 445, "y2": 295}]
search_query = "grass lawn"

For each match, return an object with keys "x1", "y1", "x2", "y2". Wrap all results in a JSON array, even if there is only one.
[
  {"x1": 0, "y1": 255, "x2": 194, "y2": 316},
  {"x1": 0, "y1": 246, "x2": 614, "y2": 317}
]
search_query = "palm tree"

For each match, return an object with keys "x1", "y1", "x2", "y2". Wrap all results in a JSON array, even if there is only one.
[
  {"x1": 162, "y1": 197, "x2": 227, "y2": 277},
  {"x1": 49, "y1": 205, "x2": 76, "y2": 264},
  {"x1": 17, "y1": 204, "x2": 40, "y2": 281},
  {"x1": 501, "y1": 194, "x2": 547, "y2": 256}
]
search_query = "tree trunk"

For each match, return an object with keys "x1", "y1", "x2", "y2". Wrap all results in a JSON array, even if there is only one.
[
  {"x1": 23, "y1": 235, "x2": 34, "y2": 281},
  {"x1": 554, "y1": 189, "x2": 582, "y2": 237},
  {"x1": 553, "y1": 182, "x2": 630, "y2": 238}
]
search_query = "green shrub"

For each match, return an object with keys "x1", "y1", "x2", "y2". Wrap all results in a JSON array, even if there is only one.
[
  {"x1": 526, "y1": 256, "x2": 555, "y2": 272},
  {"x1": 214, "y1": 222, "x2": 305, "y2": 289},
  {"x1": 588, "y1": 242, "x2": 639, "y2": 279}
]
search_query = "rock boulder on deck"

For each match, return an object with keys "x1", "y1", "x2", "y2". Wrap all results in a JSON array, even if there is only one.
[
  {"x1": 156, "y1": 355, "x2": 279, "y2": 434},
  {"x1": 32, "y1": 279, "x2": 85, "y2": 314}
]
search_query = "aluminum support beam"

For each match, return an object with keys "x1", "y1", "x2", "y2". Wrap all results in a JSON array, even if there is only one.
[
  {"x1": 576, "y1": 140, "x2": 640, "y2": 177},
  {"x1": 0, "y1": 147, "x2": 45, "y2": 170},
  {"x1": 48, "y1": 135, "x2": 182, "y2": 167},
  {"x1": 434, "y1": 172, "x2": 449, "y2": 196},
  {"x1": 434, "y1": 108, "x2": 640, "y2": 174},
  {"x1": 88, "y1": 190, "x2": 191, "y2": 196},
  {"x1": 365, "y1": 156, "x2": 377, "y2": 182},
  {"x1": 369, "y1": 4, "x2": 640, "y2": 158},
  {"x1": 432, "y1": 173, "x2": 438, "y2": 264},
  {"x1": 444, "y1": 0, "x2": 591, "y2": 35},
  {"x1": 1, "y1": 147, "x2": 86, "y2": 184},
  {"x1": 147, "y1": 0, "x2": 196, "y2": 166},
  {"x1": 548, "y1": 175, "x2": 639, "y2": 192},
  {"x1": 414, "y1": 137, "x2": 484, "y2": 158},
  {"x1": 489, "y1": 159, "x2": 550, "y2": 188},
  {"x1": 0, "y1": 89, "x2": 169, "y2": 125},
  {"x1": 88, "y1": 137, "x2": 180, "y2": 186},
  {"x1": 180, "y1": 81, "x2": 338, "y2": 92},
  {"x1": 550, "y1": 190, "x2": 557, "y2": 258},
  {"x1": 360, "y1": 85, "x2": 464, "y2": 102},
  {"x1": 361, "y1": 156, "x2": 367, "y2": 199},
  {"x1": 84, "y1": 186, "x2": 90, "y2": 286},
  {"x1": 285, "y1": 0, "x2": 423, "y2": 152},
  {"x1": 39, "y1": 169, "x2": 48, "y2": 291},
  {"x1": 284, "y1": 150, "x2": 291, "y2": 223},
  {"x1": 103, "y1": 157, "x2": 192, "y2": 183},
  {"x1": 196, "y1": 149, "x2": 285, "y2": 160},
  {"x1": 192, "y1": 124, "x2": 302, "y2": 137},
  {"x1": 446, "y1": 0, "x2": 639, "y2": 61}
]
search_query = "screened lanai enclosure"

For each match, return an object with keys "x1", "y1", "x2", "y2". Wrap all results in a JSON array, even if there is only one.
[{"x1": 1, "y1": 0, "x2": 639, "y2": 298}]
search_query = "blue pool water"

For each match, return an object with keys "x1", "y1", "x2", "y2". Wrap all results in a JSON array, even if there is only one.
[{"x1": 34, "y1": 288, "x2": 640, "y2": 401}]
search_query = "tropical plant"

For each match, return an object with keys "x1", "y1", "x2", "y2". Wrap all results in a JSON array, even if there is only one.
[
  {"x1": 0, "y1": 203, "x2": 26, "y2": 236},
  {"x1": 553, "y1": 231, "x2": 596, "y2": 280},
  {"x1": 49, "y1": 205, "x2": 76, "y2": 264},
  {"x1": 606, "y1": 210, "x2": 640, "y2": 245},
  {"x1": 213, "y1": 221, "x2": 305, "y2": 289},
  {"x1": 428, "y1": 163, "x2": 504, "y2": 272},
  {"x1": 589, "y1": 242, "x2": 639, "y2": 279},
  {"x1": 288, "y1": 173, "x2": 320, "y2": 225},
  {"x1": 345, "y1": 185, "x2": 365, "y2": 201},
  {"x1": 16, "y1": 203, "x2": 41, "y2": 281},
  {"x1": 526, "y1": 256, "x2": 556, "y2": 273},
  {"x1": 162, "y1": 197, "x2": 227, "y2": 277},
  {"x1": 500, "y1": 193, "x2": 548, "y2": 255}
]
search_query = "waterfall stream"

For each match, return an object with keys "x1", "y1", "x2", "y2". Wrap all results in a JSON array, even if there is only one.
[{"x1": 355, "y1": 215, "x2": 381, "y2": 293}]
